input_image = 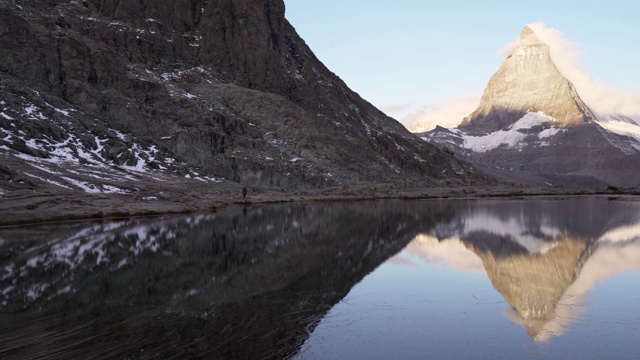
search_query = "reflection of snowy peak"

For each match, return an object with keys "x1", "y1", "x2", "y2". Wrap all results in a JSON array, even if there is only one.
[
  {"x1": 429, "y1": 209, "x2": 561, "y2": 254},
  {"x1": 421, "y1": 26, "x2": 640, "y2": 188},
  {"x1": 408, "y1": 199, "x2": 640, "y2": 341}
]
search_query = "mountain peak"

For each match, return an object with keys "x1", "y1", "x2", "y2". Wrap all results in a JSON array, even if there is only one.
[
  {"x1": 458, "y1": 25, "x2": 594, "y2": 134},
  {"x1": 518, "y1": 25, "x2": 544, "y2": 46},
  {"x1": 520, "y1": 26, "x2": 535, "y2": 38},
  {"x1": 422, "y1": 25, "x2": 640, "y2": 189}
]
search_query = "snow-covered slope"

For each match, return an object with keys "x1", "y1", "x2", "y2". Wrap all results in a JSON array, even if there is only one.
[
  {"x1": 0, "y1": 87, "x2": 223, "y2": 197},
  {"x1": 461, "y1": 112, "x2": 560, "y2": 153}
]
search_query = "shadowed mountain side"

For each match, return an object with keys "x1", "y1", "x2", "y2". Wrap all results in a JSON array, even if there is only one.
[
  {"x1": 0, "y1": 200, "x2": 459, "y2": 359},
  {"x1": 0, "y1": 0, "x2": 487, "y2": 198},
  {"x1": 423, "y1": 115, "x2": 640, "y2": 188}
]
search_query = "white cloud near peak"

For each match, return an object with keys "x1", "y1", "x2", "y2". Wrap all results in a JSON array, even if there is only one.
[
  {"x1": 400, "y1": 93, "x2": 481, "y2": 133},
  {"x1": 510, "y1": 22, "x2": 640, "y2": 121},
  {"x1": 399, "y1": 22, "x2": 640, "y2": 133}
]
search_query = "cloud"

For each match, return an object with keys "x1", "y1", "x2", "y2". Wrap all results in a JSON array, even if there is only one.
[
  {"x1": 385, "y1": 255, "x2": 419, "y2": 268},
  {"x1": 508, "y1": 22, "x2": 640, "y2": 120},
  {"x1": 380, "y1": 101, "x2": 417, "y2": 116},
  {"x1": 399, "y1": 93, "x2": 481, "y2": 133},
  {"x1": 401, "y1": 234, "x2": 485, "y2": 273},
  {"x1": 533, "y1": 238, "x2": 640, "y2": 342}
]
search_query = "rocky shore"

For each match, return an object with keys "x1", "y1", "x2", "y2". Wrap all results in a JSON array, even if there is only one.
[{"x1": 2, "y1": 183, "x2": 636, "y2": 226}]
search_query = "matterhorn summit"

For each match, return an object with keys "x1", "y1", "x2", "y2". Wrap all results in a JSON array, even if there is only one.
[
  {"x1": 421, "y1": 26, "x2": 640, "y2": 188},
  {"x1": 459, "y1": 26, "x2": 595, "y2": 134}
]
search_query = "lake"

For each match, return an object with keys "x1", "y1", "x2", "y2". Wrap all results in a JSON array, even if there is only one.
[{"x1": 1, "y1": 197, "x2": 639, "y2": 359}]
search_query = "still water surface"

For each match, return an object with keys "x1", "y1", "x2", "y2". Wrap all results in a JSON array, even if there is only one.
[{"x1": 1, "y1": 197, "x2": 639, "y2": 359}]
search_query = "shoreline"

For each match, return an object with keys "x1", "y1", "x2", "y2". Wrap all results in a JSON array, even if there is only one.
[{"x1": 1, "y1": 185, "x2": 638, "y2": 227}]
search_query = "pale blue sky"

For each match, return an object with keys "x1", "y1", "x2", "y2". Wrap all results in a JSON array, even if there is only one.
[{"x1": 285, "y1": 1, "x2": 640, "y2": 122}]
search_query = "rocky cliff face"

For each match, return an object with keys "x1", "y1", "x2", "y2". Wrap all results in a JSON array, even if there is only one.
[
  {"x1": 0, "y1": 0, "x2": 485, "y2": 200},
  {"x1": 421, "y1": 26, "x2": 640, "y2": 188}
]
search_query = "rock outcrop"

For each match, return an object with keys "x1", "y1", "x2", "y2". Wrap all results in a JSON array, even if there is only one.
[
  {"x1": 421, "y1": 26, "x2": 640, "y2": 188},
  {"x1": 0, "y1": 0, "x2": 486, "y2": 200}
]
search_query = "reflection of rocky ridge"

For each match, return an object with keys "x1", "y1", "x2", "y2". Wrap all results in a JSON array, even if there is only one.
[
  {"x1": 0, "y1": 200, "x2": 456, "y2": 359},
  {"x1": 430, "y1": 198, "x2": 640, "y2": 250}
]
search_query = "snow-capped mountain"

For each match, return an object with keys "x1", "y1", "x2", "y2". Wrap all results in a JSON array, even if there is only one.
[{"x1": 420, "y1": 26, "x2": 640, "y2": 188}]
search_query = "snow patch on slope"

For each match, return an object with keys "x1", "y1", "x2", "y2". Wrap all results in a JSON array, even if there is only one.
[
  {"x1": 426, "y1": 207, "x2": 563, "y2": 255},
  {"x1": 538, "y1": 127, "x2": 561, "y2": 139},
  {"x1": 595, "y1": 119, "x2": 640, "y2": 143},
  {"x1": 462, "y1": 112, "x2": 557, "y2": 152},
  {"x1": 0, "y1": 215, "x2": 214, "y2": 305}
]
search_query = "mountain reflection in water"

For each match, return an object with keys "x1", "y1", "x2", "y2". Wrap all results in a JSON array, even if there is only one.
[
  {"x1": 394, "y1": 199, "x2": 640, "y2": 342},
  {"x1": 1, "y1": 198, "x2": 639, "y2": 359},
  {"x1": 0, "y1": 201, "x2": 454, "y2": 359}
]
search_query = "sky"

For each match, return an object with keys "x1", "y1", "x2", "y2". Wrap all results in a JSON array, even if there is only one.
[{"x1": 285, "y1": 1, "x2": 640, "y2": 130}]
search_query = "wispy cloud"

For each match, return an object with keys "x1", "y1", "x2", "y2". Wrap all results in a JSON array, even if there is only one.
[
  {"x1": 399, "y1": 234, "x2": 485, "y2": 273},
  {"x1": 399, "y1": 94, "x2": 481, "y2": 132},
  {"x1": 505, "y1": 22, "x2": 640, "y2": 120},
  {"x1": 380, "y1": 101, "x2": 417, "y2": 116},
  {"x1": 532, "y1": 237, "x2": 640, "y2": 342}
]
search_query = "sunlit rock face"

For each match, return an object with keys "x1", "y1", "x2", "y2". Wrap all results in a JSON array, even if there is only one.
[
  {"x1": 459, "y1": 27, "x2": 595, "y2": 134},
  {"x1": 421, "y1": 26, "x2": 640, "y2": 188}
]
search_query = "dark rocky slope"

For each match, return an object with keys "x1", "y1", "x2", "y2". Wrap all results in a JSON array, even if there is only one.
[{"x1": 0, "y1": 0, "x2": 486, "y2": 202}]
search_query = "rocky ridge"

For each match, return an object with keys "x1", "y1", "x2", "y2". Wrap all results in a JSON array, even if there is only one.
[
  {"x1": 0, "y1": 0, "x2": 486, "y2": 207},
  {"x1": 421, "y1": 26, "x2": 640, "y2": 188}
]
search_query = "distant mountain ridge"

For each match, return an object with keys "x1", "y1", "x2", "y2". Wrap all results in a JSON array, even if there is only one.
[
  {"x1": 0, "y1": 0, "x2": 486, "y2": 200},
  {"x1": 421, "y1": 26, "x2": 640, "y2": 188}
]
